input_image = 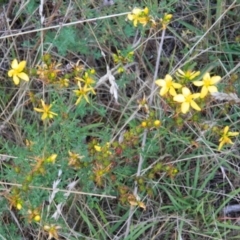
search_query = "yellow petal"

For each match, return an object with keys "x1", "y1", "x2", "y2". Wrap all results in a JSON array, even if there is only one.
[
  {"x1": 192, "y1": 93, "x2": 200, "y2": 99},
  {"x1": 181, "y1": 102, "x2": 190, "y2": 114},
  {"x1": 75, "y1": 97, "x2": 81, "y2": 105},
  {"x1": 84, "y1": 95, "x2": 90, "y2": 103},
  {"x1": 16, "y1": 203, "x2": 22, "y2": 210},
  {"x1": 228, "y1": 132, "x2": 239, "y2": 137},
  {"x1": 18, "y1": 72, "x2": 29, "y2": 81},
  {"x1": 94, "y1": 145, "x2": 102, "y2": 152},
  {"x1": 203, "y1": 72, "x2": 210, "y2": 81},
  {"x1": 177, "y1": 69, "x2": 184, "y2": 75},
  {"x1": 191, "y1": 71, "x2": 200, "y2": 79},
  {"x1": 132, "y1": 8, "x2": 142, "y2": 15},
  {"x1": 52, "y1": 111, "x2": 58, "y2": 116},
  {"x1": 172, "y1": 82, "x2": 182, "y2": 89},
  {"x1": 8, "y1": 69, "x2": 14, "y2": 77},
  {"x1": 173, "y1": 94, "x2": 185, "y2": 102},
  {"x1": 133, "y1": 19, "x2": 138, "y2": 27},
  {"x1": 41, "y1": 113, "x2": 48, "y2": 120},
  {"x1": 160, "y1": 86, "x2": 168, "y2": 96},
  {"x1": 224, "y1": 137, "x2": 233, "y2": 144},
  {"x1": 17, "y1": 61, "x2": 26, "y2": 72},
  {"x1": 223, "y1": 126, "x2": 229, "y2": 134},
  {"x1": 128, "y1": 14, "x2": 134, "y2": 21},
  {"x1": 210, "y1": 76, "x2": 221, "y2": 84},
  {"x1": 34, "y1": 107, "x2": 44, "y2": 113},
  {"x1": 193, "y1": 81, "x2": 203, "y2": 87},
  {"x1": 218, "y1": 141, "x2": 224, "y2": 150},
  {"x1": 169, "y1": 87, "x2": 177, "y2": 96},
  {"x1": 155, "y1": 79, "x2": 165, "y2": 87},
  {"x1": 11, "y1": 59, "x2": 18, "y2": 69},
  {"x1": 40, "y1": 99, "x2": 46, "y2": 108},
  {"x1": 165, "y1": 74, "x2": 172, "y2": 81},
  {"x1": 182, "y1": 87, "x2": 191, "y2": 96},
  {"x1": 143, "y1": 7, "x2": 149, "y2": 15},
  {"x1": 190, "y1": 100, "x2": 201, "y2": 111},
  {"x1": 13, "y1": 75, "x2": 20, "y2": 85},
  {"x1": 200, "y1": 86, "x2": 208, "y2": 98},
  {"x1": 208, "y1": 86, "x2": 218, "y2": 93}
]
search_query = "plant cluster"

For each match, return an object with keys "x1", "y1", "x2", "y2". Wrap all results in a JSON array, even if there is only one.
[{"x1": 1, "y1": 1, "x2": 240, "y2": 239}]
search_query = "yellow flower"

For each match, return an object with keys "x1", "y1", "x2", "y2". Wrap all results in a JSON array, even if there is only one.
[
  {"x1": 58, "y1": 78, "x2": 69, "y2": 88},
  {"x1": 94, "y1": 143, "x2": 111, "y2": 155},
  {"x1": 155, "y1": 74, "x2": 182, "y2": 96},
  {"x1": 34, "y1": 99, "x2": 58, "y2": 121},
  {"x1": 127, "y1": 7, "x2": 150, "y2": 27},
  {"x1": 173, "y1": 87, "x2": 201, "y2": 114},
  {"x1": 137, "y1": 94, "x2": 149, "y2": 113},
  {"x1": 154, "y1": 120, "x2": 161, "y2": 127},
  {"x1": 27, "y1": 208, "x2": 41, "y2": 222},
  {"x1": 8, "y1": 59, "x2": 29, "y2": 85},
  {"x1": 193, "y1": 72, "x2": 221, "y2": 98},
  {"x1": 45, "y1": 154, "x2": 57, "y2": 164},
  {"x1": 43, "y1": 224, "x2": 61, "y2": 240},
  {"x1": 73, "y1": 82, "x2": 95, "y2": 105},
  {"x1": 161, "y1": 13, "x2": 173, "y2": 29},
  {"x1": 68, "y1": 151, "x2": 84, "y2": 168},
  {"x1": 75, "y1": 71, "x2": 95, "y2": 91},
  {"x1": 94, "y1": 145, "x2": 102, "y2": 152},
  {"x1": 176, "y1": 69, "x2": 200, "y2": 81},
  {"x1": 218, "y1": 126, "x2": 239, "y2": 150},
  {"x1": 7, "y1": 194, "x2": 23, "y2": 210}
]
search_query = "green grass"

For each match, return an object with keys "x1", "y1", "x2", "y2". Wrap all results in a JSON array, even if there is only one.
[{"x1": 0, "y1": 0, "x2": 240, "y2": 239}]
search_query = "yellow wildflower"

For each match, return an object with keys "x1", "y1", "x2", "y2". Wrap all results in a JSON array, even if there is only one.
[
  {"x1": 43, "y1": 224, "x2": 61, "y2": 240},
  {"x1": 73, "y1": 82, "x2": 95, "y2": 105},
  {"x1": 75, "y1": 71, "x2": 95, "y2": 90},
  {"x1": 155, "y1": 74, "x2": 182, "y2": 96},
  {"x1": 34, "y1": 99, "x2": 58, "y2": 121},
  {"x1": 58, "y1": 78, "x2": 69, "y2": 88},
  {"x1": 193, "y1": 72, "x2": 221, "y2": 98},
  {"x1": 127, "y1": 7, "x2": 150, "y2": 27},
  {"x1": 173, "y1": 87, "x2": 201, "y2": 114},
  {"x1": 6, "y1": 193, "x2": 23, "y2": 210},
  {"x1": 45, "y1": 154, "x2": 57, "y2": 164},
  {"x1": 137, "y1": 94, "x2": 149, "y2": 113},
  {"x1": 68, "y1": 151, "x2": 84, "y2": 168},
  {"x1": 176, "y1": 69, "x2": 200, "y2": 81},
  {"x1": 8, "y1": 59, "x2": 29, "y2": 85},
  {"x1": 161, "y1": 13, "x2": 173, "y2": 29},
  {"x1": 27, "y1": 208, "x2": 41, "y2": 222},
  {"x1": 218, "y1": 126, "x2": 239, "y2": 150}
]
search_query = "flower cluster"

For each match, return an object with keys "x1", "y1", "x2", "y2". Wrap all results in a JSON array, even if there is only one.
[
  {"x1": 155, "y1": 69, "x2": 221, "y2": 114},
  {"x1": 127, "y1": 7, "x2": 150, "y2": 27},
  {"x1": 127, "y1": 7, "x2": 172, "y2": 29},
  {"x1": 35, "y1": 54, "x2": 62, "y2": 85},
  {"x1": 4, "y1": 152, "x2": 57, "y2": 229},
  {"x1": 155, "y1": 70, "x2": 239, "y2": 150}
]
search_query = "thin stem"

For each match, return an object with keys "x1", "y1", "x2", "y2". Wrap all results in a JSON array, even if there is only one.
[{"x1": 150, "y1": 28, "x2": 166, "y2": 105}]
